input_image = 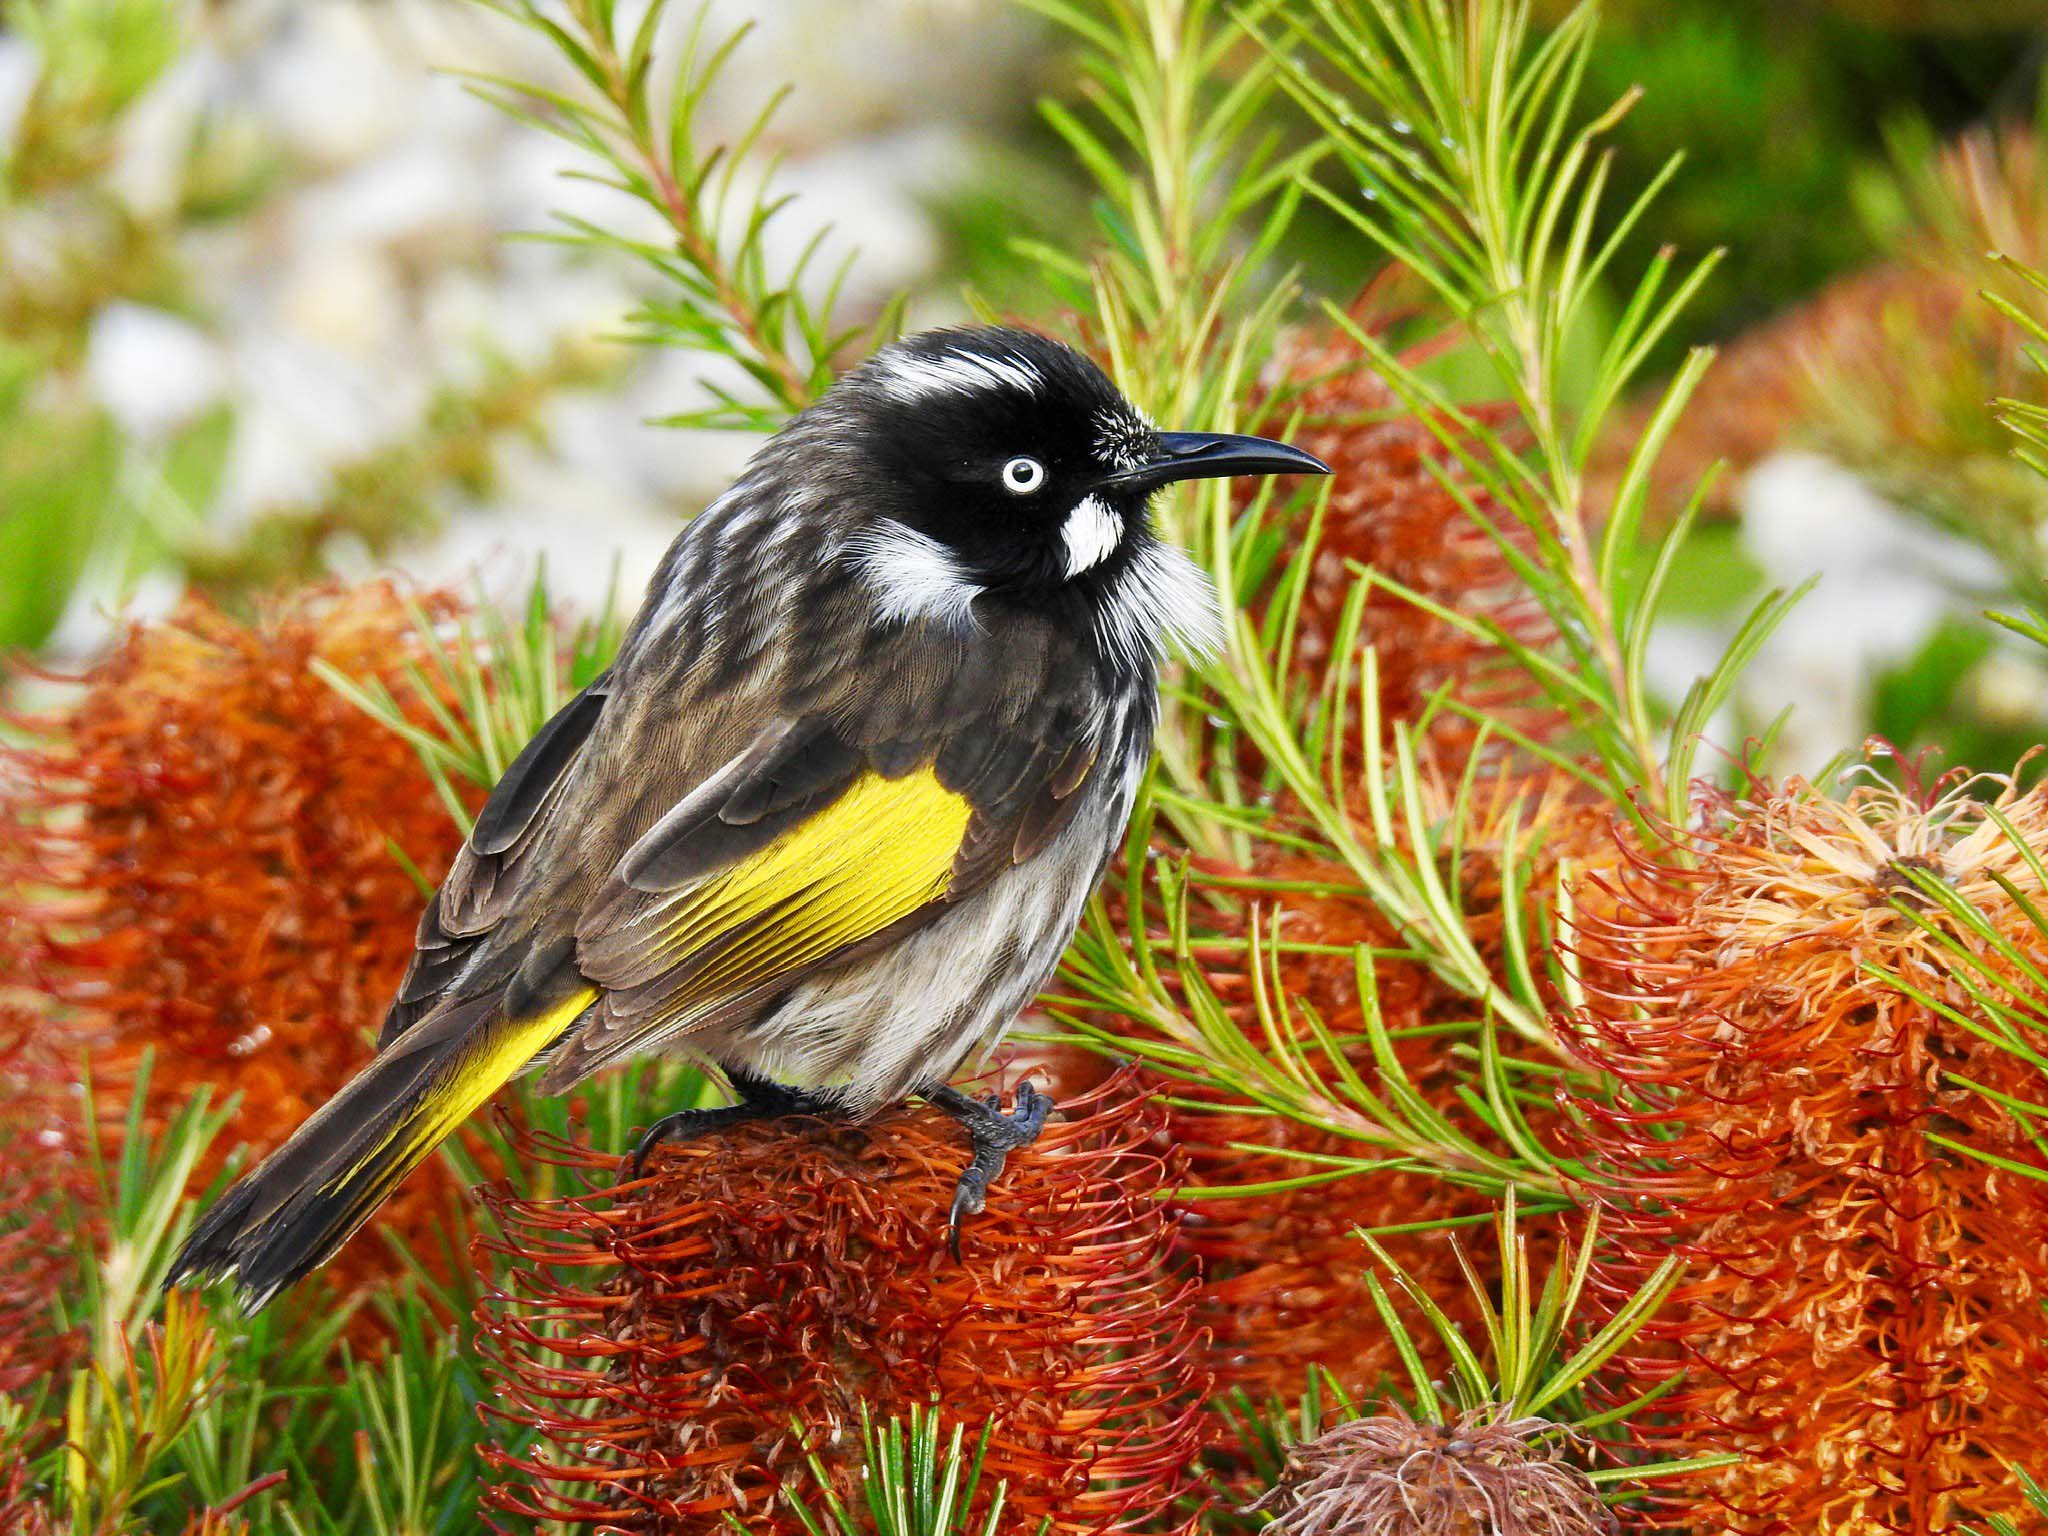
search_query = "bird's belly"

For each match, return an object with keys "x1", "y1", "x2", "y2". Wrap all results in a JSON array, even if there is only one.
[{"x1": 701, "y1": 765, "x2": 1134, "y2": 1113}]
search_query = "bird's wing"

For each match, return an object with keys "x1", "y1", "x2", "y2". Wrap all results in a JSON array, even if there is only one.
[
  {"x1": 535, "y1": 647, "x2": 1105, "y2": 1095},
  {"x1": 378, "y1": 674, "x2": 612, "y2": 1047}
]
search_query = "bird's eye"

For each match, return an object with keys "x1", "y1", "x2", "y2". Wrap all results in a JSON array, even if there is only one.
[{"x1": 1001, "y1": 456, "x2": 1046, "y2": 495}]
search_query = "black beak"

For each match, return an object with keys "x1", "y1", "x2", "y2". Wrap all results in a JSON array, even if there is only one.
[{"x1": 1102, "y1": 431, "x2": 1331, "y2": 495}]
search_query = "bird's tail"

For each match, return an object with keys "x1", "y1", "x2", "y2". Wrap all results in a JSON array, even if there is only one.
[{"x1": 166, "y1": 988, "x2": 593, "y2": 1310}]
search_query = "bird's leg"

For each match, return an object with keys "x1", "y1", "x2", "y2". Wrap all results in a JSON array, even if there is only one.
[
  {"x1": 625, "y1": 1065, "x2": 843, "y2": 1178},
  {"x1": 923, "y1": 1080, "x2": 1051, "y2": 1259}
]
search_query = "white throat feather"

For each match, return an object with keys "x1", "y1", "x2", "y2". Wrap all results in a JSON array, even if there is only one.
[{"x1": 1097, "y1": 539, "x2": 1225, "y2": 670}]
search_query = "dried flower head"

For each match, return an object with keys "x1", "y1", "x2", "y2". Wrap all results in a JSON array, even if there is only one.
[
  {"x1": 0, "y1": 1458, "x2": 51, "y2": 1536},
  {"x1": 1566, "y1": 763, "x2": 2048, "y2": 1533},
  {"x1": 476, "y1": 1072, "x2": 1208, "y2": 1534},
  {"x1": 1246, "y1": 1405, "x2": 1616, "y2": 1536},
  {"x1": 0, "y1": 583, "x2": 475, "y2": 1300}
]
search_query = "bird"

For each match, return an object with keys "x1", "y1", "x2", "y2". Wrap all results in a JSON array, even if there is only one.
[{"x1": 166, "y1": 325, "x2": 1329, "y2": 1307}]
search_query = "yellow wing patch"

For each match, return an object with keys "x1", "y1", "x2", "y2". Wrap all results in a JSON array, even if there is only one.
[{"x1": 651, "y1": 766, "x2": 974, "y2": 1016}]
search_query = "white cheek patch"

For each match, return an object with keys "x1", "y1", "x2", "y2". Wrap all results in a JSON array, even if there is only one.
[
  {"x1": 845, "y1": 519, "x2": 983, "y2": 633},
  {"x1": 1061, "y1": 494, "x2": 1123, "y2": 577}
]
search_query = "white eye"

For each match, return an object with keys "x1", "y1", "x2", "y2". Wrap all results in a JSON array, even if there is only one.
[{"x1": 1001, "y1": 456, "x2": 1046, "y2": 495}]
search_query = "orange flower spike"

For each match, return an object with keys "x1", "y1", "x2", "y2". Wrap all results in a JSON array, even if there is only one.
[
  {"x1": 0, "y1": 1011, "x2": 82, "y2": 1401},
  {"x1": 0, "y1": 583, "x2": 477, "y2": 1301},
  {"x1": 1264, "y1": 301, "x2": 1560, "y2": 760},
  {"x1": 476, "y1": 1073, "x2": 1210, "y2": 1536},
  {"x1": 1565, "y1": 766, "x2": 2048, "y2": 1534}
]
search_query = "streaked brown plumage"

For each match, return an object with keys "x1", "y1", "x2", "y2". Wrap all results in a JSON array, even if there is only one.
[{"x1": 168, "y1": 326, "x2": 1327, "y2": 1306}]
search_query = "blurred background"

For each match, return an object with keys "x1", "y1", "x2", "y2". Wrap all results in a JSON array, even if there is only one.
[{"x1": 8, "y1": 0, "x2": 2048, "y2": 776}]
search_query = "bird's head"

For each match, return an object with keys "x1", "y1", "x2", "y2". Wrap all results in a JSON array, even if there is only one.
[{"x1": 812, "y1": 327, "x2": 1327, "y2": 644}]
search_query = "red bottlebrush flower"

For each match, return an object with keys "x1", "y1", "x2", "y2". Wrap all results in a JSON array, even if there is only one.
[
  {"x1": 1266, "y1": 299, "x2": 1561, "y2": 759},
  {"x1": 475, "y1": 1072, "x2": 1209, "y2": 1534},
  {"x1": 1564, "y1": 766, "x2": 2048, "y2": 1534},
  {"x1": 0, "y1": 1002, "x2": 84, "y2": 1401},
  {"x1": 1245, "y1": 1406, "x2": 1616, "y2": 1536},
  {"x1": 0, "y1": 583, "x2": 476, "y2": 1301},
  {"x1": 1171, "y1": 855, "x2": 1578, "y2": 1411},
  {"x1": 0, "y1": 1121, "x2": 79, "y2": 1400},
  {"x1": 0, "y1": 1459, "x2": 52, "y2": 1536},
  {"x1": 1155, "y1": 306, "x2": 1602, "y2": 1410}
]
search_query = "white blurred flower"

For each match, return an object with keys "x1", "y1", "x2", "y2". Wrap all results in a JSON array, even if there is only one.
[
  {"x1": 293, "y1": 134, "x2": 490, "y2": 257},
  {"x1": 498, "y1": 131, "x2": 673, "y2": 247},
  {"x1": 212, "y1": 333, "x2": 426, "y2": 530},
  {"x1": 0, "y1": 36, "x2": 39, "y2": 157},
  {"x1": 107, "y1": 48, "x2": 228, "y2": 217},
  {"x1": 1966, "y1": 646, "x2": 2048, "y2": 731},
  {"x1": 44, "y1": 562, "x2": 186, "y2": 666},
  {"x1": 407, "y1": 446, "x2": 682, "y2": 617},
  {"x1": 272, "y1": 243, "x2": 407, "y2": 357},
  {"x1": 1739, "y1": 451, "x2": 2001, "y2": 773},
  {"x1": 1644, "y1": 619, "x2": 1738, "y2": 752},
  {"x1": 85, "y1": 303, "x2": 228, "y2": 439},
  {"x1": 763, "y1": 136, "x2": 949, "y2": 310},
  {"x1": 255, "y1": 5, "x2": 417, "y2": 169}
]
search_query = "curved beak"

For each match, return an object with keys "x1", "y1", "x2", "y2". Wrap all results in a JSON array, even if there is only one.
[{"x1": 1102, "y1": 430, "x2": 1331, "y2": 495}]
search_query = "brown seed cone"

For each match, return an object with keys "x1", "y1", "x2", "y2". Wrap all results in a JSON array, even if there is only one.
[
  {"x1": 475, "y1": 1071, "x2": 1210, "y2": 1534},
  {"x1": 1563, "y1": 766, "x2": 2048, "y2": 1534},
  {"x1": 1246, "y1": 1405, "x2": 1617, "y2": 1536},
  {"x1": 0, "y1": 582, "x2": 477, "y2": 1304}
]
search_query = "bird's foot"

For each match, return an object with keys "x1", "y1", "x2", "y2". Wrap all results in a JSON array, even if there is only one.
[
  {"x1": 924, "y1": 1080, "x2": 1052, "y2": 1260},
  {"x1": 625, "y1": 1104, "x2": 761, "y2": 1179},
  {"x1": 624, "y1": 1069, "x2": 843, "y2": 1179}
]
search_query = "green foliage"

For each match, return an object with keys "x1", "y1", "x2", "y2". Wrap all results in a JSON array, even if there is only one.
[
  {"x1": 1210, "y1": 1197, "x2": 1738, "y2": 1523},
  {"x1": 0, "y1": 343, "x2": 119, "y2": 650},
  {"x1": 1962, "y1": 1464, "x2": 2048, "y2": 1536},
  {"x1": 1986, "y1": 252, "x2": 2048, "y2": 486},
  {"x1": 1268, "y1": 0, "x2": 1810, "y2": 829},
  {"x1": 752, "y1": 1404, "x2": 1053, "y2": 1536},
  {"x1": 2, "y1": 0, "x2": 183, "y2": 196},
  {"x1": 1049, "y1": 0, "x2": 1788, "y2": 1214},
  {"x1": 1053, "y1": 795, "x2": 1583, "y2": 1202},
  {"x1": 313, "y1": 567, "x2": 626, "y2": 835},
  {"x1": 1862, "y1": 848, "x2": 2048, "y2": 1187},
  {"x1": 11, "y1": 1061, "x2": 500, "y2": 1534},
  {"x1": 468, "y1": 0, "x2": 904, "y2": 431}
]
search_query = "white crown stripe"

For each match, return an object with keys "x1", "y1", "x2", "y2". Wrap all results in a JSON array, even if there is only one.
[{"x1": 871, "y1": 351, "x2": 1045, "y2": 404}]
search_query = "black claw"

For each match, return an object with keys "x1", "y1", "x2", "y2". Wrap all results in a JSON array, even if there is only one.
[
  {"x1": 925, "y1": 1079, "x2": 1054, "y2": 1261},
  {"x1": 622, "y1": 1073, "x2": 846, "y2": 1182},
  {"x1": 625, "y1": 1105, "x2": 746, "y2": 1179}
]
